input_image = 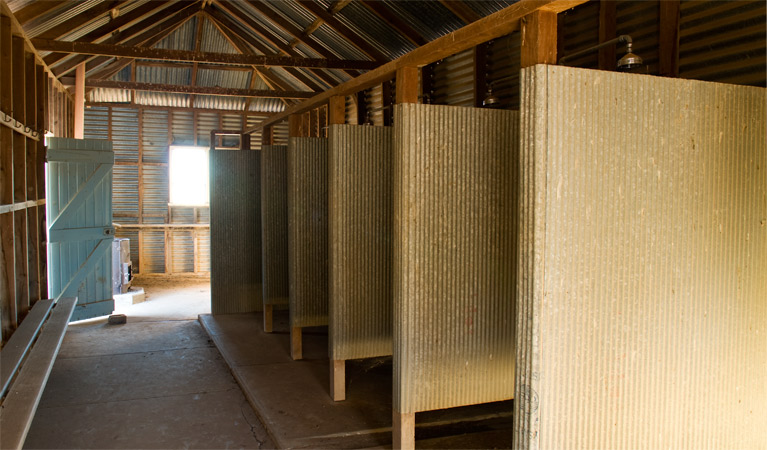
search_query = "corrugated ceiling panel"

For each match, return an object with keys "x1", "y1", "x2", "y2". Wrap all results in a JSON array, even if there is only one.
[
  {"x1": 136, "y1": 65, "x2": 192, "y2": 85},
  {"x1": 331, "y1": 1, "x2": 414, "y2": 59},
  {"x1": 288, "y1": 137, "x2": 329, "y2": 329},
  {"x1": 141, "y1": 109, "x2": 169, "y2": 164},
  {"x1": 261, "y1": 145, "x2": 290, "y2": 310},
  {"x1": 329, "y1": 125, "x2": 393, "y2": 361},
  {"x1": 679, "y1": 0, "x2": 766, "y2": 86},
  {"x1": 210, "y1": 149, "x2": 263, "y2": 314},
  {"x1": 134, "y1": 92, "x2": 190, "y2": 108},
  {"x1": 155, "y1": 16, "x2": 196, "y2": 51},
  {"x1": 24, "y1": 0, "x2": 102, "y2": 38},
  {"x1": 170, "y1": 231, "x2": 194, "y2": 273},
  {"x1": 515, "y1": 64, "x2": 766, "y2": 449},
  {"x1": 196, "y1": 68, "x2": 253, "y2": 89},
  {"x1": 393, "y1": 104, "x2": 517, "y2": 414},
  {"x1": 193, "y1": 96, "x2": 247, "y2": 112},
  {"x1": 199, "y1": 17, "x2": 238, "y2": 54},
  {"x1": 110, "y1": 107, "x2": 139, "y2": 163},
  {"x1": 88, "y1": 88, "x2": 131, "y2": 104}
]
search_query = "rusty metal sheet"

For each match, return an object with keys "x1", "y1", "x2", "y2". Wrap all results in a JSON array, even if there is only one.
[
  {"x1": 261, "y1": 145, "x2": 289, "y2": 308},
  {"x1": 515, "y1": 65, "x2": 767, "y2": 450},
  {"x1": 329, "y1": 125, "x2": 393, "y2": 361},
  {"x1": 288, "y1": 138, "x2": 329, "y2": 328},
  {"x1": 210, "y1": 149, "x2": 263, "y2": 314},
  {"x1": 393, "y1": 104, "x2": 519, "y2": 414}
]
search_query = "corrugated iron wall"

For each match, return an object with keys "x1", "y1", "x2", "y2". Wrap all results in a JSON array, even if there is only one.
[
  {"x1": 515, "y1": 65, "x2": 766, "y2": 449},
  {"x1": 84, "y1": 104, "x2": 287, "y2": 275},
  {"x1": 287, "y1": 137, "x2": 329, "y2": 328},
  {"x1": 329, "y1": 125, "x2": 393, "y2": 361},
  {"x1": 393, "y1": 104, "x2": 518, "y2": 414},
  {"x1": 210, "y1": 149, "x2": 263, "y2": 314},
  {"x1": 261, "y1": 145, "x2": 290, "y2": 309},
  {"x1": 432, "y1": 48, "x2": 475, "y2": 107}
]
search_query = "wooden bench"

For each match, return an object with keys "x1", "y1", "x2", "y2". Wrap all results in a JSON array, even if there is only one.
[{"x1": 0, "y1": 297, "x2": 77, "y2": 450}]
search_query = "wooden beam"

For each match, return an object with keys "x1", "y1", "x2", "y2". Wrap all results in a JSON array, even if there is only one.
[
  {"x1": 12, "y1": 1, "x2": 67, "y2": 26},
  {"x1": 51, "y1": 2, "x2": 202, "y2": 78},
  {"x1": 659, "y1": 0, "x2": 680, "y2": 77},
  {"x1": 249, "y1": 0, "x2": 588, "y2": 133},
  {"x1": 35, "y1": 1, "x2": 130, "y2": 41},
  {"x1": 74, "y1": 63, "x2": 85, "y2": 139},
  {"x1": 43, "y1": 1, "x2": 172, "y2": 67},
  {"x1": 360, "y1": 1, "x2": 426, "y2": 47},
  {"x1": 60, "y1": 79, "x2": 315, "y2": 98},
  {"x1": 439, "y1": 1, "x2": 482, "y2": 24},
  {"x1": 204, "y1": 6, "x2": 342, "y2": 89},
  {"x1": 295, "y1": 0, "x2": 389, "y2": 62},
  {"x1": 32, "y1": 38, "x2": 379, "y2": 70},
  {"x1": 520, "y1": 10, "x2": 558, "y2": 67},
  {"x1": 598, "y1": 0, "x2": 617, "y2": 70},
  {"x1": 205, "y1": 11, "x2": 326, "y2": 93}
]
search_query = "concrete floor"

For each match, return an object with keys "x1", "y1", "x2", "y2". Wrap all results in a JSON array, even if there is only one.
[
  {"x1": 201, "y1": 311, "x2": 514, "y2": 449},
  {"x1": 24, "y1": 276, "x2": 275, "y2": 449}
]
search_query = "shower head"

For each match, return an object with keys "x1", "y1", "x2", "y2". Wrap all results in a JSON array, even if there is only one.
[
  {"x1": 617, "y1": 42, "x2": 643, "y2": 71},
  {"x1": 482, "y1": 85, "x2": 501, "y2": 108}
]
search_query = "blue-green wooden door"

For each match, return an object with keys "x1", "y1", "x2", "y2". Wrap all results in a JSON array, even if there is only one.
[{"x1": 46, "y1": 138, "x2": 115, "y2": 321}]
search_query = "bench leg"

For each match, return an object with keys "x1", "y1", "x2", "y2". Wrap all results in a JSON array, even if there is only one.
[
  {"x1": 330, "y1": 359, "x2": 345, "y2": 401},
  {"x1": 393, "y1": 410, "x2": 415, "y2": 450},
  {"x1": 291, "y1": 326, "x2": 302, "y2": 360},
  {"x1": 263, "y1": 304, "x2": 273, "y2": 333}
]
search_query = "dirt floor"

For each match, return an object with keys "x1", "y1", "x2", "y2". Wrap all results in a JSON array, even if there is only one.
[{"x1": 24, "y1": 276, "x2": 275, "y2": 449}]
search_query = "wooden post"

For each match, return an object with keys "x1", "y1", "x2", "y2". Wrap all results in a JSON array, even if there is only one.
[
  {"x1": 289, "y1": 114, "x2": 302, "y2": 138},
  {"x1": 598, "y1": 0, "x2": 617, "y2": 70},
  {"x1": 331, "y1": 360, "x2": 345, "y2": 401},
  {"x1": 12, "y1": 35, "x2": 29, "y2": 323},
  {"x1": 291, "y1": 326, "x2": 302, "y2": 360},
  {"x1": 520, "y1": 10, "x2": 558, "y2": 68},
  {"x1": 659, "y1": 0, "x2": 680, "y2": 77},
  {"x1": 395, "y1": 67, "x2": 418, "y2": 104},
  {"x1": 420, "y1": 64, "x2": 433, "y2": 105},
  {"x1": 328, "y1": 95, "x2": 345, "y2": 125},
  {"x1": 24, "y1": 50, "x2": 39, "y2": 306},
  {"x1": 393, "y1": 411, "x2": 415, "y2": 450},
  {"x1": 355, "y1": 91, "x2": 367, "y2": 125},
  {"x1": 74, "y1": 63, "x2": 85, "y2": 139},
  {"x1": 1, "y1": 15, "x2": 16, "y2": 339}
]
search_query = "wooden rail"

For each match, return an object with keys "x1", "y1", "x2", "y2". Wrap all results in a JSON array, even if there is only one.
[
  {"x1": 0, "y1": 297, "x2": 77, "y2": 450},
  {"x1": 246, "y1": 0, "x2": 588, "y2": 133}
]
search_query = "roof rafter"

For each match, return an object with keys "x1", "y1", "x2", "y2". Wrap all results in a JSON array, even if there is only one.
[
  {"x1": 212, "y1": 1, "x2": 357, "y2": 82},
  {"x1": 295, "y1": 0, "x2": 389, "y2": 62},
  {"x1": 205, "y1": 9, "x2": 326, "y2": 93},
  {"x1": 35, "y1": 0, "x2": 132, "y2": 41},
  {"x1": 13, "y1": 0, "x2": 67, "y2": 26},
  {"x1": 44, "y1": 0, "x2": 173, "y2": 67},
  {"x1": 33, "y1": 38, "x2": 377, "y2": 70},
  {"x1": 360, "y1": 1, "x2": 427, "y2": 47},
  {"x1": 58, "y1": 79, "x2": 315, "y2": 99},
  {"x1": 49, "y1": 1, "x2": 201, "y2": 77}
]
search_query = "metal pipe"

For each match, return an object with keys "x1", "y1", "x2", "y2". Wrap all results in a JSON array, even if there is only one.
[{"x1": 557, "y1": 35, "x2": 634, "y2": 65}]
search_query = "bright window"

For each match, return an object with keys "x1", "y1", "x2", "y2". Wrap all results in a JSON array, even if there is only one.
[{"x1": 169, "y1": 146, "x2": 209, "y2": 206}]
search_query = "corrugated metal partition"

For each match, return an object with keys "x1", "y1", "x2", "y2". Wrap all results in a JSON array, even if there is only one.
[
  {"x1": 261, "y1": 145, "x2": 290, "y2": 311},
  {"x1": 287, "y1": 138, "x2": 329, "y2": 329},
  {"x1": 515, "y1": 65, "x2": 766, "y2": 449},
  {"x1": 392, "y1": 104, "x2": 518, "y2": 414},
  {"x1": 329, "y1": 125, "x2": 393, "y2": 362},
  {"x1": 210, "y1": 149, "x2": 263, "y2": 314}
]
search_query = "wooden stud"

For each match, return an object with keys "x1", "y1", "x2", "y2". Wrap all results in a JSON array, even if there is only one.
[
  {"x1": 35, "y1": 65, "x2": 47, "y2": 300},
  {"x1": 392, "y1": 411, "x2": 415, "y2": 450},
  {"x1": 1, "y1": 14, "x2": 16, "y2": 340},
  {"x1": 659, "y1": 0, "x2": 680, "y2": 77},
  {"x1": 261, "y1": 126, "x2": 274, "y2": 145},
  {"x1": 330, "y1": 359, "x2": 345, "y2": 401},
  {"x1": 289, "y1": 114, "x2": 302, "y2": 138},
  {"x1": 521, "y1": 10, "x2": 558, "y2": 68},
  {"x1": 12, "y1": 35, "x2": 29, "y2": 323},
  {"x1": 395, "y1": 67, "x2": 418, "y2": 104},
  {"x1": 24, "y1": 50, "x2": 39, "y2": 306},
  {"x1": 598, "y1": 0, "x2": 617, "y2": 71},
  {"x1": 291, "y1": 326, "x2": 302, "y2": 360},
  {"x1": 309, "y1": 108, "x2": 318, "y2": 137},
  {"x1": 74, "y1": 63, "x2": 85, "y2": 139}
]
